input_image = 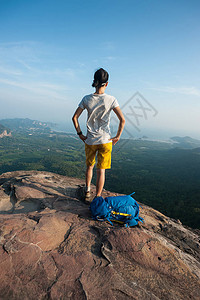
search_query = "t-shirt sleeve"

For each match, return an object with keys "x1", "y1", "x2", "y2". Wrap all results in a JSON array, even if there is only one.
[
  {"x1": 111, "y1": 97, "x2": 119, "y2": 109},
  {"x1": 78, "y1": 96, "x2": 86, "y2": 109}
]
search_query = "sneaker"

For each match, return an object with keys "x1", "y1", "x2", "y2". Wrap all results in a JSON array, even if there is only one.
[{"x1": 85, "y1": 190, "x2": 91, "y2": 200}]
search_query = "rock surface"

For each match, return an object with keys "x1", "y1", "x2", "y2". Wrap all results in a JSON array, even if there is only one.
[
  {"x1": 0, "y1": 170, "x2": 199, "y2": 300},
  {"x1": 0, "y1": 129, "x2": 12, "y2": 138}
]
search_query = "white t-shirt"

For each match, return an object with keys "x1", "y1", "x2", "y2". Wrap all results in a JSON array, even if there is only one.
[{"x1": 78, "y1": 93, "x2": 119, "y2": 145}]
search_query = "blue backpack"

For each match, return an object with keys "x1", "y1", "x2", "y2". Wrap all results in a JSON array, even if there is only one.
[{"x1": 90, "y1": 193, "x2": 144, "y2": 227}]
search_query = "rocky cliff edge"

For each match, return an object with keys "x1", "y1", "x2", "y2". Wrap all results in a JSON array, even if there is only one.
[{"x1": 0, "y1": 171, "x2": 199, "y2": 300}]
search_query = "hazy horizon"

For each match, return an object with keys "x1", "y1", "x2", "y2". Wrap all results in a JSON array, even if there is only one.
[{"x1": 1, "y1": 116, "x2": 200, "y2": 141}]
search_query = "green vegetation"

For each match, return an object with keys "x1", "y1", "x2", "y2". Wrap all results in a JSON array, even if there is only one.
[
  {"x1": 0, "y1": 119, "x2": 199, "y2": 229},
  {"x1": 0, "y1": 132, "x2": 86, "y2": 178}
]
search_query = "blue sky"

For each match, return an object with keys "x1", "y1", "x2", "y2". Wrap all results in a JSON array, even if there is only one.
[{"x1": 0, "y1": 0, "x2": 200, "y2": 138}]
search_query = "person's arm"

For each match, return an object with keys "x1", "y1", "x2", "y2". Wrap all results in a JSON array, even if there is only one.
[
  {"x1": 72, "y1": 107, "x2": 87, "y2": 142},
  {"x1": 109, "y1": 106, "x2": 125, "y2": 145}
]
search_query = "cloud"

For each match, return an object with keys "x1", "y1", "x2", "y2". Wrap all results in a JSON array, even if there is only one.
[
  {"x1": 0, "y1": 78, "x2": 68, "y2": 101},
  {"x1": 0, "y1": 41, "x2": 40, "y2": 64},
  {"x1": 0, "y1": 41, "x2": 76, "y2": 76},
  {"x1": 0, "y1": 66, "x2": 22, "y2": 76},
  {"x1": 148, "y1": 85, "x2": 200, "y2": 97},
  {"x1": 0, "y1": 41, "x2": 83, "y2": 102}
]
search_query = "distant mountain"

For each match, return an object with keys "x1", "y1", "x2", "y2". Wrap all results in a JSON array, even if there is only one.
[
  {"x1": 171, "y1": 136, "x2": 200, "y2": 149},
  {"x1": 0, "y1": 118, "x2": 54, "y2": 134},
  {"x1": 0, "y1": 124, "x2": 11, "y2": 138},
  {"x1": 0, "y1": 124, "x2": 10, "y2": 134}
]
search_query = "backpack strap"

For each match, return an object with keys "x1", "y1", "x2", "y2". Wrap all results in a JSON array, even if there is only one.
[
  {"x1": 106, "y1": 217, "x2": 113, "y2": 226},
  {"x1": 129, "y1": 192, "x2": 135, "y2": 196},
  {"x1": 129, "y1": 193, "x2": 143, "y2": 209},
  {"x1": 95, "y1": 216, "x2": 113, "y2": 226},
  {"x1": 139, "y1": 217, "x2": 144, "y2": 223},
  {"x1": 111, "y1": 210, "x2": 132, "y2": 217}
]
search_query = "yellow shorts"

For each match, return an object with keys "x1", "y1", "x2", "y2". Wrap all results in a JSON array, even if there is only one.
[{"x1": 85, "y1": 142, "x2": 112, "y2": 169}]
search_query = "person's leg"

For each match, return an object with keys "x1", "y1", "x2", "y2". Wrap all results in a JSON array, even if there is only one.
[
  {"x1": 84, "y1": 143, "x2": 97, "y2": 198},
  {"x1": 96, "y1": 168, "x2": 105, "y2": 196},
  {"x1": 96, "y1": 142, "x2": 112, "y2": 197},
  {"x1": 85, "y1": 165, "x2": 94, "y2": 192}
]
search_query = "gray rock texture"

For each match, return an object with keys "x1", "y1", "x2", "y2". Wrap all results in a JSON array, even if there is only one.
[{"x1": 0, "y1": 170, "x2": 199, "y2": 300}]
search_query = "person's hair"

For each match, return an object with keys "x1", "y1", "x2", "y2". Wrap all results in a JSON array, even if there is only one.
[{"x1": 92, "y1": 68, "x2": 109, "y2": 88}]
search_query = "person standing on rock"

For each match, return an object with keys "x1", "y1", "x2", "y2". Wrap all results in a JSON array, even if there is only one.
[{"x1": 72, "y1": 68, "x2": 125, "y2": 200}]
